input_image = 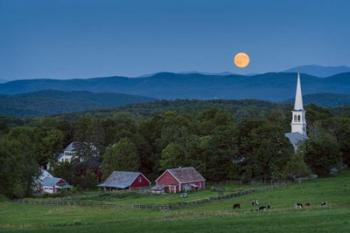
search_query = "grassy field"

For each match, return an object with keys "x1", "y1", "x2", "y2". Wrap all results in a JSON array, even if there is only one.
[
  {"x1": 1, "y1": 171, "x2": 350, "y2": 233},
  {"x1": 17, "y1": 182, "x2": 253, "y2": 206}
]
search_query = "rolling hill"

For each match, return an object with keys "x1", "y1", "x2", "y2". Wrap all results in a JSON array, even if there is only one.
[
  {"x1": 284, "y1": 65, "x2": 350, "y2": 77},
  {"x1": 2, "y1": 91, "x2": 348, "y2": 118},
  {"x1": 285, "y1": 93, "x2": 350, "y2": 107},
  {"x1": 0, "y1": 90, "x2": 154, "y2": 117},
  {"x1": 0, "y1": 72, "x2": 349, "y2": 101}
]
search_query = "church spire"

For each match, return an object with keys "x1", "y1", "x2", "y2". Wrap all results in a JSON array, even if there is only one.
[
  {"x1": 290, "y1": 73, "x2": 307, "y2": 136},
  {"x1": 294, "y1": 72, "x2": 304, "y2": 110},
  {"x1": 285, "y1": 73, "x2": 308, "y2": 152}
]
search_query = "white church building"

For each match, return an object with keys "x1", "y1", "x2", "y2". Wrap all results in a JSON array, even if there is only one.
[{"x1": 285, "y1": 73, "x2": 308, "y2": 151}]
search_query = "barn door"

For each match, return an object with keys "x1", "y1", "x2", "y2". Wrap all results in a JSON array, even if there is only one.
[{"x1": 168, "y1": 185, "x2": 176, "y2": 193}]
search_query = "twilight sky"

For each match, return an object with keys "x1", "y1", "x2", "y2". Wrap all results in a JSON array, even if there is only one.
[{"x1": 1, "y1": 0, "x2": 350, "y2": 80}]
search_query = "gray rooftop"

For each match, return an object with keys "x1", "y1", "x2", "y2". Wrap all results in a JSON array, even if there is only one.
[
  {"x1": 167, "y1": 167, "x2": 205, "y2": 183},
  {"x1": 98, "y1": 171, "x2": 146, "y2": 189},
  {"x1": 64, "y1": 142, "x2": 76, "y2": 151},
  {"x1": 41, "y1": 177, "x2": 70, "y2": 187},
  {"x1": 64, "y1": 142, "x2": 97, "y2": 152}
]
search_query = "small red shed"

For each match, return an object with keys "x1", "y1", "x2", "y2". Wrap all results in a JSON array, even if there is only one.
[
  {"x1": 98, "y1": 171, "x2": 151, "y2": 191},
  {"x1": 155, "y1": 167, "x2": 206, "y2": 193}
]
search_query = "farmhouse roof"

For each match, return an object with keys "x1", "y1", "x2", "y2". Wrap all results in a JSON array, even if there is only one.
[
  {"x1": 40, "y1": 177, "x2": 70, "y2": 187},
  {"x1": 64, "y1": 142, "x2": 76, "y2": 151},
  {"x1": 98, "y1": 171, "x2": 148, "y2": 189},
  {"x1": 38, "y1": 169, "x2": 54, "y2": 181},
  {"x1": 166, "y1": 167, "x2": 205, "y2": 183},
  {"x1": 64, "y1": 142, "x2": 98, "y2": 152}
]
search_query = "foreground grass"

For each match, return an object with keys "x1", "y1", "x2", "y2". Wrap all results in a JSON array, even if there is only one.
[{"x1": 1, "y1": 171, "x2": 350, "y2": 233}]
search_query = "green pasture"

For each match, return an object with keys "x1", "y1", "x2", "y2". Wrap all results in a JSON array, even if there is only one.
[
  {"x1": 19, "y1": 182, "x2": 253, "y2": 206},
  {"x1": 1, "y1": 171, "x2": 350, "y2": 233}
]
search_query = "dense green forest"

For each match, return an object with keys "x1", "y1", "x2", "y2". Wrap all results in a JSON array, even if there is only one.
[
  {"x1": 1, "y1": 91, "x2": 350, "y2": 117},
  {"x1": 0, "y1": 90, "x2": 154, "y2": 117},
  {"x1": 0, "y1": 100, "x2": 350, "y2": 198}
]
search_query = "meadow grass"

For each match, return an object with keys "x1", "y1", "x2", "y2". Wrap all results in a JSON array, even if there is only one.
[
  {"x1": 20, "y1": 182, "x2": 252, "y2": 206},
  {"x1": 1, "y1": 171, "x2": 350, "y2": 233}
]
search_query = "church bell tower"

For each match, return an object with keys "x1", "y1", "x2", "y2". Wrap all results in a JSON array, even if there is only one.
[{"x1": 291, "y1": 73, "x2": 307, "y2": 136}]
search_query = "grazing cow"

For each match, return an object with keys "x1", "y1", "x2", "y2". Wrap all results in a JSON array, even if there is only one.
[
  {"x1": 233, "y1": 203, "x2": 241, "y2": 209},
  {"x1": 251, "y1": 200, "x2": 259, "y2": 207},
  {"x1": 295, "y1": 203, "x2": 303, "y2": 209},
  {"x1": 305, "y1": 203, "x2": 311, "y2": 207},
  {"x1": 320, "y1": 202, "x2": 328, "y2": 207}
]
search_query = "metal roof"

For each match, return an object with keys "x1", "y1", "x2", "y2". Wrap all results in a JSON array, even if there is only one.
[
  {"x1": 64, "y1": 142, "x2": 98, "y2": 152},
  {"x1": 39, "y1": 169, "x2": 53, "y2": 181},
  {"x1": 98, "y1": 171, "x2": 147, "y2": 189},
  {"x1": 41, "y1": 177, "x2": 69, "y2": 187},
  {"x1": 166, "y1": 167, "x2": 205, "y2": 183},
  {"x1": 285, "y1": 132, "x2": 308, "y2": 149}
]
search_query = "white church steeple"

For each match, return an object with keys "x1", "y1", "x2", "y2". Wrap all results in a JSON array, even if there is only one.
[
  {"x1": 291, "y1": 73, "x2": 307, "y2": 136},
  {"x1": 294, "y1": 73, "x2": 304, "y2": 110}
]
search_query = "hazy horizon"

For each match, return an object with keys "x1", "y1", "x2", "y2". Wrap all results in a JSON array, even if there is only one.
[
  {"x1": 2, "y1": 64, "x2": 350, "y2": 82},
  {"x1": 2, "y1": 0, "x2": 350, "y2": 80}
]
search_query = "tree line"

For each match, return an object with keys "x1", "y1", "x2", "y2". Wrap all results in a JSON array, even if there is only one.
[{"x1": 0, "y1": 100, "x2": 349, "y2": 198}]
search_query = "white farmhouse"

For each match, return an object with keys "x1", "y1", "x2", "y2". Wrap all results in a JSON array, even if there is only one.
[
  {"x1": 34, "y1": 169, "x2": 72, "y2": 194},
  {"x1": 57, "y1": 142, "x2": 99, "y2": 163}
]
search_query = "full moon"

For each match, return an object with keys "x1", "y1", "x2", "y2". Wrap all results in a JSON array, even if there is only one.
[{"x1": 234, "y1": 52, "x2": 250, "y2": 68}]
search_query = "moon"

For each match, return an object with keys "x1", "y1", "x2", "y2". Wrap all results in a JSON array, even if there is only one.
[{"x1": 234, "y1": 52, "x2": 250, "y2": 68}]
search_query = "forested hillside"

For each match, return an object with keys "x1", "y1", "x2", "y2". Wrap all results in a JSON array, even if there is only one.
[
  {"x1": 0, "y1": 90, "x2": 154, "y2": 117},
  {"x1": 1, "y1": 91, "x2": 350, "y2": 117}
]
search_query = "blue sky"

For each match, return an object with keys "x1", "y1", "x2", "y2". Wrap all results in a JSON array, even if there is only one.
[{"x1": 1, "y1": 0, "x2": 350, "y2": 80}]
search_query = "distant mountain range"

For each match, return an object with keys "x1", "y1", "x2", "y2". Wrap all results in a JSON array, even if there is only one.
[
  {"x1": 1, "y1": 72, "x2": 349, "y2": 101},
  {"x1": 284, "y1": 65, "x2": 350, "y2": 77},
  {"x1": 0, "y1": 72, "x2": 350, "y2": 117},
  {"x1": 0, "y1": 90, "x2": 154, "y2": 117}
]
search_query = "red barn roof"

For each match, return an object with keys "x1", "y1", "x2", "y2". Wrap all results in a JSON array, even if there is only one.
[{"x1": 156, "y1": 167, "x2": 205, "y2": 183}]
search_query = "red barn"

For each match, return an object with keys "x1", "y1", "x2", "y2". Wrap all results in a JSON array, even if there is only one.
[
  {"x1": 98, "y1": 171, "x2": 151, "y2": 191},
  {"x1": 155, "y1": 167, "x2": 205, "y2": 193}
]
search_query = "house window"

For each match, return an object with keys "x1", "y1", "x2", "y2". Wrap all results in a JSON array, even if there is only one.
[
  {"x1": 298, "y1": 115, "x2": 301, "y2": 122},
  {"x1": 138, "y1": 177, "x2": 142, "y2": 183},
  {"x1": 294, "y1": 115, "x2": 297, "y2": 122}
]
